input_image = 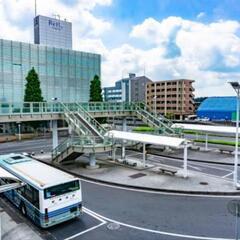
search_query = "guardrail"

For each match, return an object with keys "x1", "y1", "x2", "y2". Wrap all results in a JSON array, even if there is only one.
[
  {"x1": 0, "y1": 102, "x2": 145, "y2": 115},
  {"x1": 52, "y1": 135, "x2": 112, "y2": 159}
]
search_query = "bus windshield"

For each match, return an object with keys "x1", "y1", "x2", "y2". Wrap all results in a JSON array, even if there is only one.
[{"x1": 44, "y1": 180, "x2": 80, "y2": 199}]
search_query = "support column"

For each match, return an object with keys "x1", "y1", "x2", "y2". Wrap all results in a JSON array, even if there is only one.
[
  {"x1": 122, "y1": 142, "x2": 126, "y2": 160},
  {"x1": 142, "y1": 143, "x2": 146, "y2": 167},
  {"x1": 183, "y1": 144, "x2": 188, "y2": 178},
  {"x1": 122, "y1": 117, "x2": 127, "y2": 131},
  {"x1": 87, "y1": 153, "x2": 99, "y2": 169},
  {"x1": 68, "y1": 125, "x2": 72, "y2": 135},
  {"x1": 112, "y1": 147, "x2": 116, "y2": 162},
  {"x1": 89, "y1": 153, "x2": 96, "y2": 167},
  {"x1": 205, "y1": 134, "x2": 208, "y2": 151},
  {"x1": 52, "y1": 120, "x2": 58, "y2": 149},
  {"x1": 122, "y1": 117, "x2": 127, "y2": 161}
]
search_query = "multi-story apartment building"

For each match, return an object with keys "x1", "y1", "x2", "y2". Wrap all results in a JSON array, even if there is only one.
[{"x1": 146, "y1": 79, "x2": 195, "y2": 119}]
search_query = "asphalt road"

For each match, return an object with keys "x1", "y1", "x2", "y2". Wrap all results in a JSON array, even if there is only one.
[
  {"x1": 0, "y1": 138, "x2": 240, "y2": 240},
  {"x1": 1, "y1": 180, "x2": 238, "y2": 240}
]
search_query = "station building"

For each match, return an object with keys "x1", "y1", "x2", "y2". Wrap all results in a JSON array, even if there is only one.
[
  {"x1": 34, "y1": 15, "x2": 72, "y2": 49},
  {"x1": 197, "y1": 97, "x2": 237, "y2": 121},
  {"x1": 0, "y1": 38, "x2": 101, "y2": 102}
]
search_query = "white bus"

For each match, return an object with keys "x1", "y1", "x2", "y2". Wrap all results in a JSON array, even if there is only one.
[{"x1": 0, "y1": 153, "x2": 82, "y2": 228}]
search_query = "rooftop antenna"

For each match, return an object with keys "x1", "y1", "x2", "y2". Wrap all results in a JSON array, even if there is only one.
[{"x1": 34, "y1": 0, "x2": 37, "y2": 17}]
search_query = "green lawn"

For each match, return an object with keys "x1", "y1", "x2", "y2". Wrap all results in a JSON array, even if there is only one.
[
  {"x1": 194, "y1": 139, "x2": 239, "y2": 146},
  {"x1": 132, "y1": 126, "x2": 155, "y2": 132}
]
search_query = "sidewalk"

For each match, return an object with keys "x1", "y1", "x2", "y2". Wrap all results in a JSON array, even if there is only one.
[
  {"x1": 0, "y1": 206, "x2": 42, "y2": 240},
  {"x1": 36, "y1": 153, "x2": 240, "y2": 195}
]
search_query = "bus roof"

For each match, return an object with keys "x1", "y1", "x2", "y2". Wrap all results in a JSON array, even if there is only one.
[{"x1": 0, "y1": 154, "x2": 77, "y2": 190}]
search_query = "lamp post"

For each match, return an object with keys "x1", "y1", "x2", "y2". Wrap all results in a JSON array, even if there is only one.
[
  {"x1": 16, "y1": 122, "x2": 21, "y2": 141},
  {"x1": 152, "y1": 96, "x2": 157, "y2": 117},
  {"x1": 229, "y1": 81, "x2": 240, "y2": 189}
]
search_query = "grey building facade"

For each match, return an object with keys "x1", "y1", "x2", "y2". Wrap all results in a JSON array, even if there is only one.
[
  {"x1": 103, "y1": 73, "x2": 152, "y2": 102},
  {"x1": 34, "y1": 15, "x2": 72, "y2": 49},
  {"x1": 0, "y1": 39, "x2": 101, "y2": 102},
  {"x1": 130, "y1": 75, "x2": 152, "y2": 102}
]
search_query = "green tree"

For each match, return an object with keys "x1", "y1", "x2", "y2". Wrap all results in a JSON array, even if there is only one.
[
  {"x1": 89, "y1": 75, "x2": 103, "y2": 102},
  {"x1": 23, "y1": 67, "x2": 44, "y2": 131},
  {"x1": 24, "y1": 67, "x2": 44, "y2": 102}
]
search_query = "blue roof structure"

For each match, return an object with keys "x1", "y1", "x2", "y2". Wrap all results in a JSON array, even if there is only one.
[{"x1": 197, "y1": 97, "x2": 237, "y2": 121}]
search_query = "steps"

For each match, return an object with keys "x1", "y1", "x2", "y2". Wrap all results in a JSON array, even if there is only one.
[
  {"x1": 52, "y1": 104, "x2": 111, "y2": 163},
  {"x1": 134, "y1": 103, "x2": 181, "y2": 135}
]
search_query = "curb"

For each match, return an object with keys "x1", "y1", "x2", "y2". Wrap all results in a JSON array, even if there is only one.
[
  {"x1": 150, "y1": 152, "x2": 235, "y2": 166},
  {"x1": 131, "y1": 147, "x2": 236, "y2": 166},
  {"x1": 34, "y1": 156, "x2": 240, "y2": 196}
]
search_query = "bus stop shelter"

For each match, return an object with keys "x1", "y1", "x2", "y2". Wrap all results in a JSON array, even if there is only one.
[
  {"x1": 107, "y1": 130, "x2": 190, "y2": 178},
  {"x1": 173, "y1": 123, "x2": 237, "y2": 150},
  {"x1": 0, "y1": 167, "x2": 24, "y2": 193}
]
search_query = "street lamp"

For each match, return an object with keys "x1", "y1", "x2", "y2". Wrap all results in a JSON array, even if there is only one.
[
  {"x1": 152, "y1": 96, "x2": 157, "y2": 117},
  {"x1": 153, "y1": 83, "x2": 157, "y2": 117},
  {"x1": 229, "y1": 81, "x2": 240, "y2": 189},
  {"x1": 16, "y1": 122, "x2": 21, "y2": 141}
]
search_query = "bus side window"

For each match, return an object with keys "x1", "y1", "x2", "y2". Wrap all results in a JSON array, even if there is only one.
[{"x1": 22, "y1": 185, "x2": 40, "y2": 209}]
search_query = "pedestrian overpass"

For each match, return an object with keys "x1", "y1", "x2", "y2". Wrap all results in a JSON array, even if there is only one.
[{"x1": 0, "y1": 102, "x2": 183, "y2": 166}]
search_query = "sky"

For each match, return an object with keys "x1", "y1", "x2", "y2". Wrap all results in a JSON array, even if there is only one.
[{"x1": 0, "y1": 0, "x2": 240, "y2": 97}]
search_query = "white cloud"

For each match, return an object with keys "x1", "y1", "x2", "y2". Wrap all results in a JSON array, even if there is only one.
[
  {"x1": 0, "y1": 0, "x2": 112, "y2": 44},
  {"x1": 197, "y1": 12, "x2": 206, "y2": 19},
  {"x1": 128, "y1": 16, "x2": 240, "y2": 96},
  {"x1": 0, "y1": 0, "x2": 239, "y2": 97}
]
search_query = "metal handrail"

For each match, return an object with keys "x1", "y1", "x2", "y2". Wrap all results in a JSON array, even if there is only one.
[
  {"x1": 76, "y1": 103, "x2": 107, "y2": 137},
  {"x1": 52, "y1": 135, "x2": 112, "y2": 159},
  {"x1": 134, "y1": 103, "x2": 176, "y2": 134}
]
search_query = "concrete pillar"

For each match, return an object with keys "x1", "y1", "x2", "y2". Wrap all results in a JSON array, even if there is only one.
[
  {"x1": 122, "y1": 142, "x2": 126, "y2": 160},
  {"x1": 89, "y1": 153, "x2": 96, "y2": 167},
  {"x1": 183, "y1": 144, "x2": 188, "y2": 178},
  {"x1": 112, "y1": 147, "x2": 116, "y2": 162},
  {"x1": 142, "y1": 143, "x2": 146, "y2": 167},
  {"x1": 205, "y1": 134, "x2": 209, "y2": 151},
  {"x1": 122, "y1": 117, "x2": 127, "y2": 160},
  {"x1": 68, "y1": 125, "x2": 73, "y2": 135},
  {"x1": 122, "y1": 117, "x2": 127, "y2": 131},
  {"x1": 52, "y1": 120, "x2": 58, "y2": 149}
]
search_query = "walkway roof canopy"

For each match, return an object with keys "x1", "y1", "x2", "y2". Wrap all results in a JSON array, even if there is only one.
[
  {"x1": 173, "y1": 123, "x2": 237, "y2": 135},
  {"x1": 0, "y1": 166, "x2": 19, "y2": 180},
  {"x1": 107, "y1": 130, "x2": 186, "y2": 148}
]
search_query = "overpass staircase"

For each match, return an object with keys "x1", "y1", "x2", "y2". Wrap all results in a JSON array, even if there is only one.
[
  {"x1": 52, "y1": 103, "x2": 112, "y2": 164},
  {"x1": 51, "y1": 102, "x2": 181, "y2": 164},
  {"x1": 134, "y1": 103, "x2": 181, "y2": 136}
]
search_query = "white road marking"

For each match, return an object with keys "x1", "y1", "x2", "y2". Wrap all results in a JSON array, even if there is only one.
[
  {"x1": 63, "y1": 209, "x2": 106, "y2": 240},
  {"x1": 222, "y1": 172, "x2": 234, "y2": 179},
  {"x1": 83, "y1": 207, "x2": 234, "y2": 240},
  {"x1": 64, "y1": 222, "x2": 106, "y2": 240},
  {"x1": 181, "y1": 164, "x2": 202, "y2": 171}
]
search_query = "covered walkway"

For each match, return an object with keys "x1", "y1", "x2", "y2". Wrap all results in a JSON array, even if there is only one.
[
  {"x1": 173, "y1": 123, "x2": 237, "y2": 151},
  {"x1": 107, "y1": 130, "x2": 190, "y2": 178}
]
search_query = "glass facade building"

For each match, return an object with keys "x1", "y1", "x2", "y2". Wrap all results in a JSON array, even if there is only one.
[
  {"x1": 34, "y1": 15, "x2": 72, "y2": 49},
  {"x1": 0, "y1": 39, "x2": 101, "y2": 102}
]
